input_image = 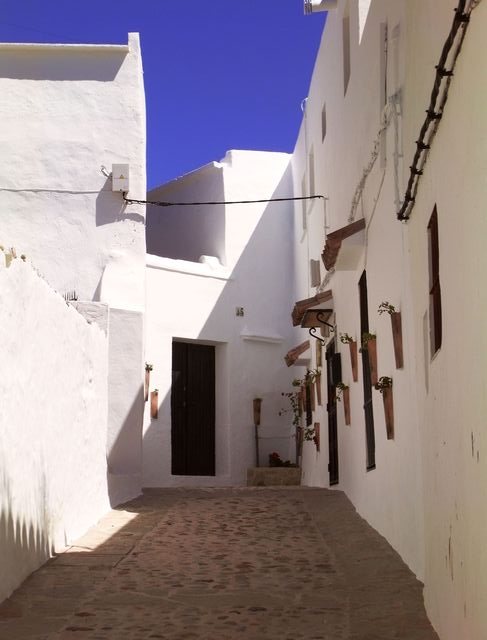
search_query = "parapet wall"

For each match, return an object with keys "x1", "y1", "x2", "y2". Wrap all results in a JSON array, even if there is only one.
[{"x1": 0, "y1": 257, "x2": 110, "y2": 602}]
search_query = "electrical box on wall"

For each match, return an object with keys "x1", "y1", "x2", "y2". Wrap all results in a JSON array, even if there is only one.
[{"x1": 112, "y1": 164, "x2": 129, "y2": 192}]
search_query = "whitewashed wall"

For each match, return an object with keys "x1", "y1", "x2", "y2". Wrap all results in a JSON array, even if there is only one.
[
  {"x1": 404, "y1": 2, "x2": 487, "y2": 639},
  {"x1": 292, "y1": 0, "x2": 424, "y2": 580},
  {"x1": 292, "y1": 1, "x2": 487, "y2": 639},
  {"x1": 0, "y1": 34, "x2": 147, "y2": 503},
  {"x1": 0, "y1": 259, "x2": 110, "y2": 603},
  {"x1": 144, "y1": 151, "x2": 300, "y2": 486}
]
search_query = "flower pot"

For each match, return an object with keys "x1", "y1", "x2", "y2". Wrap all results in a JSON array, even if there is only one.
[
  {"x1": 144, "y1": 369, "x2": 150, "y2": 402},
  {"x1": 367, "y1": 338, "x2": 378, "y2": 386},
  {"x1": 150, "y1": 390, "x2": 159, "y2": 419},
  {"x1": 390, "y1": 312, "x2": 404, "y2": 369},
  {"x1": 315, "y1": 372, "x2": 322, "y2": 406},
  {"x1": 343, "y1": 387, "x2": 351, "y2": 425},
  {"x1": 382, "y1": 386, "x2": 394, "y2": 439},
  {"x1": 349, "y1": 341, "x2": 358, "y2": 382},
  {"x1": 313, "y1": 422, "x2": 320, "y2": 452}
]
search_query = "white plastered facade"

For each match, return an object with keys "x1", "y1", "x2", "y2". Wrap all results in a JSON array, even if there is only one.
[
  {"x1": 0, "y1": 34, "x2": 147, "y2": 506},
  {"x1": 143, "y1": 151, "x2": 301, "y2": 486},
  {"x1": 292, "y1": 2, "x2": 487, "y2": 639}
]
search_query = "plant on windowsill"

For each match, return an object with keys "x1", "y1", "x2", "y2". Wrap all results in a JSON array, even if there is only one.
[
  {"x1": 336, "y1": 382, "x2": 351, "y2": 425},
  {"x1": 340, "y1": 333, "x2": 358, "y2": 382},
  {"x1": 361, "y1": 332, "x2": 378, "y2": 385},
  {"x1": 374, "y1": 376, "x2": 394, "y2": 440},
  {"x1": 378, "y1": 301, "x2": 404, "y2": 369}
]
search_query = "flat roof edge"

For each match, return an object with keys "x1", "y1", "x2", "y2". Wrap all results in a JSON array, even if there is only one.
[{"x1": 0, "y1": 42, "x2": 130, "y2": 52}]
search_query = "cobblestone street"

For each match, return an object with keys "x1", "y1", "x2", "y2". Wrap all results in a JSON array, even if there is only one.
[{"x1": 0, "y1": 488, "x2": 438, "y2": 640}]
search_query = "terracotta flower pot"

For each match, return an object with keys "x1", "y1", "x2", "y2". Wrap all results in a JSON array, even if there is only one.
[
  {"x1": 390, "y1": 312, "x2": 404, "y2": 369},
  {"x1": 349, "y1": 341, "x2": 358, "y2": 382},
  {"x1": 367, "y1": 338, "x2": 378, "y2": 386},
  {"x1": 313, "y1": 422, "x2": 320, "y2": 452},
  {"x1": 343, "y1": 387, "x2": 351, "y2": 425},
  {"x1": 150, "y1": 390, "x2": 159, "y2": 419},
  {"x1": 144, "y1": 369, "x2": 150, "y2": 402},
  {"x1": 382, "y1": 386, "x2": 394, "y2": 439},
  {"x1": 315, "y1": 373, "x2": 322, "y2": 406}
]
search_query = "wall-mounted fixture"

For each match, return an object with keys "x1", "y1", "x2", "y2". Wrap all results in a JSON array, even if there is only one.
[
  {"x1": 304, "y1": 0, "x2": 337, "y2": 15},
  {"x1": 301, "y1": 308, "x2": 334, "y2": 346},
  {"x1": 112, "y1": 164, "x2": 129, "y2": 192},
  {"x1": 235, "y1": 307, "x2": 244, "y2": 317}
]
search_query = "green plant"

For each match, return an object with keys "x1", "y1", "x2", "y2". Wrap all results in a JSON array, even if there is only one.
[
  {"x1": 360, "y1": 332, "x2": 376, "y2": 350},
  {"x1": 145, "y1": 363, "x2": 154, "y2": 372},
  {"x1": 374, "y1": 376, "x2": 392, "y2": 393},
  {"x1": 336, "y1": 382, "x2": 349, "y2": 402},
  {"x1": 378, "y1": 301, "x2": 396, "y2": 315},
  {"x1": 279, "y1": 389, "x2": 301, "y2": 428},
  {"x1": 306, "y1": 368, "x2": 321, "y2": 384},
  {"x1": 304, "y1": 426, "x2": 316, "y2": 441},
  {"x1": 340, "y1": 333, "x2": 354, "y2": 344}
]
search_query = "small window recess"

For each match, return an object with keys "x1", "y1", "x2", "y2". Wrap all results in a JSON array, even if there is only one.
[
  {"x1": 342, "y1": 2, "x2": 351, "y2": 95},
  {"x1": 379, "y1": 22, "x2": 388, "y2": 168},
  {"x1": 321, "y1": 103, "x2": 327, "y2": 142},
  {"x1": 301, "y1": 173, "x2": 307, "y2": 230},
  {"x1": 308, "y1": 148, "x2": 315, "y2": 210},
  {"x1": 310, "y1": 259, "x2": 321, "y2": 288}
]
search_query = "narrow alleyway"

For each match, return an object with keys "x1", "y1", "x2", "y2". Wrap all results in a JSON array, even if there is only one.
[{"x1": 0, "y1": 488, "x2": 438, "y2": 640}]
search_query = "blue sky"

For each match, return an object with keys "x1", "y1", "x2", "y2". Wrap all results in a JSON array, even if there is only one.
[{"x1": 1, "y1": 1, "x2": 325, "y2": 189}]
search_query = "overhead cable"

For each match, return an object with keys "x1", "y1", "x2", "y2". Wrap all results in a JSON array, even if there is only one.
[{"x1": 123, "y1": 194, "x2": 326, "y2": 208}]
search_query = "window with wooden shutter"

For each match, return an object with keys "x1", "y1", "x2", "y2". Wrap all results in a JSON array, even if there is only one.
[{"x1": 428, "y1": 206, "x2": 442, "y2": 357}]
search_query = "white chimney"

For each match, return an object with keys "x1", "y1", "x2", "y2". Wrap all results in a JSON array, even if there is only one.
[{"x1": 304, "y1": 0, "x2": 337, "y2": 14}]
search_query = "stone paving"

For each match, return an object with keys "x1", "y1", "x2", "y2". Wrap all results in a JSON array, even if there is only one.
[{"x1": 0, "y1": 488, "x2": 439, "y2": 640}]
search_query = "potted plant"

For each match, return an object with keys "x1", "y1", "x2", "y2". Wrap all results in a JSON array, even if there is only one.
[
  {"x1": 361, "y1": 332, "x2": 378, "y2": 385},
  {"x1": 375, "y1": 376, "x2": 394, "y2": 439},
  {"x1": 336, "y1": 382, "x2": 351, "y2": 425},
  {"x1": 304, "y1": 424, "x2": 320, "y2": 451},
  {"x1": 378, "y1": 301, "x2": 403, "y2": 369},
  {"x1": 279, "y1": 381, "x2": 303, "y2": 465},
  {"x1": 340, "y1": 333, "x2": 358, "y2": 382},
  {"x1": 307, "y1": 368, "x2": 321, "y2": 407},
  {"x1": 144, "y1": 363, "x2": 153, "y2": 402},
  {"x1": 150, "y1": 388, "x2": 159, "y2": 419}
]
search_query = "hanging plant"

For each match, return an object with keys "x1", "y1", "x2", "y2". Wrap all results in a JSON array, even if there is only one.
[
  {"x1": 336, "y1": 382, "x2": 351, "y2": 425},
  {"x1": 340, "y1": 333, "x2": 358, "y2": 382},
  {"x1": 377, "y1": 301, "x2": 396, "y2": 315},
  {"x1": 360, "y1": 332, "x2": 376, "y2": 351},
  {"x1": 144, "y1": 363, "x2": 153, "y2": 402},
  {"x1": 378, "y1": 301, "x2": 404, "y2": 369},
  {"x1": 375, "y1": 377, "x2": 394, "y2": 439}
]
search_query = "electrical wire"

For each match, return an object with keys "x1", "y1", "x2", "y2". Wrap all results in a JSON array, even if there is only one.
[{"x1": 123, "y1": 194, "x2": 326, "y2": 208}]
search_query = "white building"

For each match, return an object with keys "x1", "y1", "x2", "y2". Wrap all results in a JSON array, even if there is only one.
[
  {"x1": 292, "y1": 1, "x2": 487, "y2": 639},
  {"x1": 0, "y1": 34, "x2": 147, "y2": 506},
  {"x1": 0, "y1": 33, "x2": 146, "y2": 600},
  {"x1": 143, "y1": 150, "x2": 299, "y2": 486},
  {"x1": 2, "y1": 2, "x2": 487, "y2": 638}
]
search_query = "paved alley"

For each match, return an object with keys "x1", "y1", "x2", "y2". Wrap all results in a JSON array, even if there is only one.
[{"x1": 0, "y1": 488, "x2": 438, "y2": 640}]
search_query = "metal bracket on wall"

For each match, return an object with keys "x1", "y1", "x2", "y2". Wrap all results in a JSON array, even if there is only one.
[{"x1": 303, "y1": 309, "x2": 335, "y2": 346}]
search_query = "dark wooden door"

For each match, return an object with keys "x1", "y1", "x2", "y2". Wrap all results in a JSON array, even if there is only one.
[
  {"x1": 171, "y1": 341, "x2": 215, "y2": 476},
  {"x1": 359, "y1": 271, "x2": 376, "y2": 470},
  {"x1": 326, "y1": 340, "x2": 339, "y2": 485}
]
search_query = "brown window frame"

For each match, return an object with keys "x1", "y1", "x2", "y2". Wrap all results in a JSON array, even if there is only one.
[{"x1": 427, "y1": 206, "x2": 442, "y2": 357}]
